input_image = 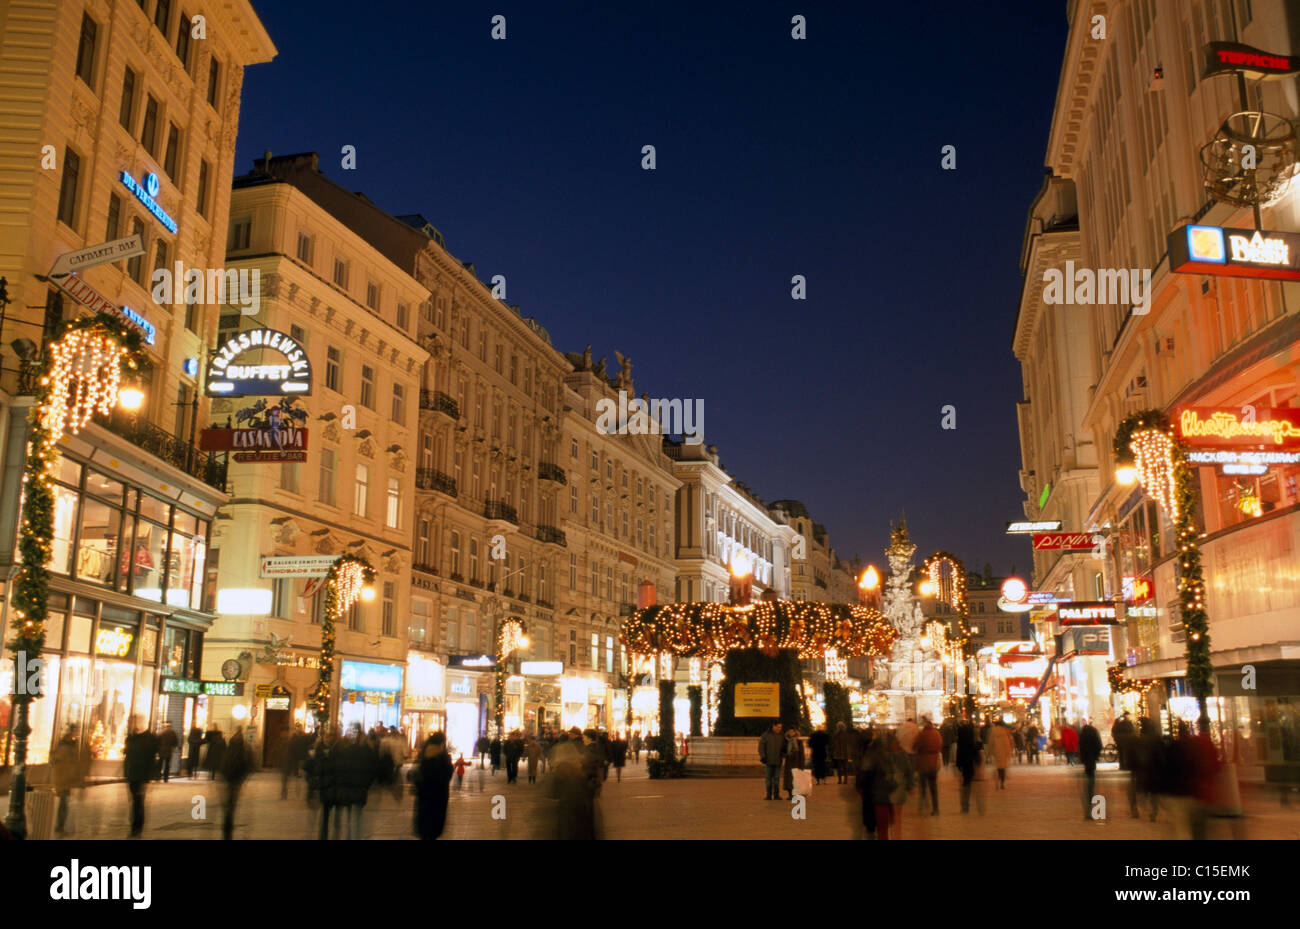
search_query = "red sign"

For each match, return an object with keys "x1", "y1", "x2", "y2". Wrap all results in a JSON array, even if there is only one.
[
  {"x1": 1123, "y1": 575, "x2": 1153, "y2": 605},
  {"x1": 1202, "y1": 42, "x2": 1300, "y2": 80},
  {"x1": 1031, "y1": 532, "x2": 1096, "y2": 551},
  {"x1": 200, "y1": 426, "x2": 308, "y2": 462},
  {"x1": 1005, "y1": 678, "x2": 1038, "y2": 701},
  {"x1": 1177, "y1": 407, "x2": 1300, "y2": 449}
]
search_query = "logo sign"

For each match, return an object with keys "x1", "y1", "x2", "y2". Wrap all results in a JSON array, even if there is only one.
[
  {"x1": 1177, "y1": 407, "x2": 1300, "y2": 449},
  {"x1": 201, "y1": 398, "x2": 310, "y2": 461},
  {"x1": 206, "y1": 328, "x2": 313, "y2": 396},
  {"x1": 1186, "y1": 449, "x2": 1300, "y2": 471},
  {"x1": 1123, "y1": 575, "x2": 1153, "y2": 605},
  {"x1": 1202, "y1": 41, "x2": 1300, "y2": 80},
  {"x1": 161, "y1": 678, "x2": 245, "y2": 696},
  {"x1": 520, "y1": 660, "x2": 563, "y2": 676},
  {"x1": 734, "y1": 682, "x2": 780, "y2": 717},
  {"x1": 1056, "y1": 601, "x2": 1118, "y2": 625},
  {"x1": 120, "y1": 170, "x2": 177, "y2": 233},
  {"x1": 1027, "y1": 591, "x2": 1066, "y2": 605},
  {"x1": 1005, "y1": 677, "x2": 1039, "y2": 701},
  {"x1": 1169, "y1": 225, "x2": 1300, "y2": 281},
  {"x1": 1062, "y1": 626, "x2": 1112, "y2": 657},
  {"x1": 339, "y1": 660, "x2": 403, "y2": 693},
  {"x1": 95, "y1": 626, "x2": 135, "y2": 659},
  {"x1": 449, "y1": 654, "x2": 497, "y2": 669},
  {"x1": 1031, "y1": 532, "x2": 1097, "y2": 551},
  {"x1": 259, "y1": 555, "x2": 341, "y2": 578},
  {"x1": 54, "y1": 275, "x2": 156, "y2": 345},
  {"x1": 1006, "y1": 520, "x2": 1062, "y2": 534},
  {"x1": 449, "y1": 675, "x2": 473, "y2": 696},
  {"x1": 48, "y1": 234, "x2": 145, "y2": 279}
]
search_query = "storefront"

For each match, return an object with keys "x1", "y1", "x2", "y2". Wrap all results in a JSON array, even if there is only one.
[
  {"x1": 401, "y1": 651, "x2": 445, "y2": 749},
  {"x1": 444, "y1": 667, "x2": 486, "y2": 758},
  {"x1": 338, "y1": 659, "x2": 403, "y2": 733}
]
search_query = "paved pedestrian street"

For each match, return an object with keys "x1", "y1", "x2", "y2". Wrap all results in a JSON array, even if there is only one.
[{"x1": 43, "y1": 759, "x2": 1300, "y2": 841}]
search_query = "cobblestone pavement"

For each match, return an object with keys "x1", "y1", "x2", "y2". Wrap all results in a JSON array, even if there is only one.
[{"x1": 36, "y1": 758, "x2": 1300, "y2": 840}]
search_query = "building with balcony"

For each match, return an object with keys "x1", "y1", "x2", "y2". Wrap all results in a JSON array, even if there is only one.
[{"x1": 0, "y1": 0, "x2": 274, "y2": 774}]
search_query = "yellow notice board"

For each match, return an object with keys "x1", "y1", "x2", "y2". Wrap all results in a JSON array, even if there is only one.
[{"x1": 734, "y1": 682, "x2": 780, "y2": 717}]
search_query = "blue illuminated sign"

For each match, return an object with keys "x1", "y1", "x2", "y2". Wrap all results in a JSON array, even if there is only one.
[
  {"x1": 120, "y1": 305, "x2": 156, "y2": 345},
  {"x1": 340, "y1": 660, "x2": 403, "y2": 693},
  {"x1": 120, "y1": 170, "x2": 178, "y2": 234},
  {"x1": 183, "y1": 357, "x2": 199, "y2": 377}
]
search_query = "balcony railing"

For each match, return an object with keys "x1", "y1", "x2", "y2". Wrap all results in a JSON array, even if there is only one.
[
  {"x1": 101, "y1": 411, "x2": 227, "y2": 492},
  {"x1": 484, "y1": 500, "x2": 518, "y2": 524},
  {"x1": 538, "y1": 462, "x2": 567, "y2": 484},
  {"x1": 537, "y1": 599, "x2": 554, "y2": 611},
  {"x1": 420, "y1": 389, "x2": 460, "y2": 419},
  {"x1": 412, "y1": 562, "x2": 438, "y2": 576},
  {"x1": 536, "y1": 524, "x2": 567, "y2": 546},
  {"x1": 415, "y1": 467, "x2": 457, "y2": 496}
]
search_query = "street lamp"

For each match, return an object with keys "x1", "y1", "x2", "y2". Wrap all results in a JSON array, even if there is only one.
[{"x1": 5, "y1": 317, "x2": 139, "y2": 838}]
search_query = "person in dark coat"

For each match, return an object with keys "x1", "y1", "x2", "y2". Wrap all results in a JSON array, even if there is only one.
[
  {"x1": 832, "y1": 722, "x2": 852, "y2": 783},
  {"x1": 202, "y1": 726, "x2": 226, "y2": 780},
  {"x1": 546, "y1": 738, "x2": 599, "y2": 839},
  {"x1": 610, "y1": 735, "x2": 628, "y2": 782},
  {"x1": 808, "y1": 724, "x2": 832, "y2": 785},
  {"x1": 1136, "y1": 716, "x2": 1164, "y2": 822},
  {"x1": 304, "y1": 728, "x2": 340, "y2": 840},
  {"x1": 781, "y1": 729, "x2": 806, "y2": 801},
  {"x1": 1112, "y1": 712, "x2": 1140, "y2": 817},
  {"x1": 220, "y1": 727, "x2": 253, "y2": 840},
  {"x1": 186, "y1": 725, "x2": 203, "y2": 778},
  {"x1": 489, "y1": 736, "x2": 503, "y2": 774},
  {"x1": 955, "y1": 721, "x2": 977, "y2": 813},
  {"x1": 414, "y1": 732, "x2": 453, "y2": 839},
  {"x1": 281, "y1": 725, "x2": 309, "y2": 799},
  {"x1": 1079, "y1": 720, "x2": 1104, "y2": 821},
  {"x1": 157, "y1": 724, "x2": 179, "y2": 782},
  {"x1": 336, "y1": 730, "x2": 376, "y2": 839},
  {"x1": 51, "y1": 725, "x2": 83, "y2": 835},
  {"x1": 123, "y1": 719, "x2": 159, "y2": 838},
  {"x1": 503, "y1": 732, "x2": 524, "y2": 784}
]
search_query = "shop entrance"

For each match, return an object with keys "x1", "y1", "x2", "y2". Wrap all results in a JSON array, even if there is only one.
[{"x1": 263, "y1": 708, "x2": 290, "y2": 766}]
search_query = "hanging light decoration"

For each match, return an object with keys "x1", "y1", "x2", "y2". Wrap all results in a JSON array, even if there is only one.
[
  {"x1": 498, "y1": 618, "x2": 525, "y2": 658},
  {"x1": 824, "y1": 647, "x2": 847, "y2": 683},
  {"x1": 42, "y1": 328, "x2": 131, "y2": 437},
  {"x1": 688, "y1": 657, "x2": 702, "y2": 686},
  {"x1": 1130, "y1": 427, "x2": 1179, "y2": 522}
]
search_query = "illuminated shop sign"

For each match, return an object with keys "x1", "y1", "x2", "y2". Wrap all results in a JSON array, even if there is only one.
[
  {"x1": 339, "y1": 660, "x2": 403, "y2": 693},
  {"x1": 161, "y1": 678, "x2": 245, "y2": 696},
  {"x1": 1185, "y1": 449, "x2": 1300, "y2": 470},
  {"x1": 1177, "y1": 407, "x2": 1300, "y2": 449},
  {"x1": 1202, "y1": 42, "x2": 1300, "y2": 80},
  {"x1": 95, "y1": 626, "x2": 135, "y2": 659},
  {"x1": 200, "y1": 398, "x2": 309, "y2": 464},
  {"x1": 1061, "y1": 626, "x2": 1112, "y2": 657},
  {"x1": 1056, "y1": 601, "x2": 1119, "y2": 625},
  {"x1": 205, "y1": 328, "x2": 313, "y2": 397},
  {"x1": 449, "y1": 654, "x2": 497, "y2": 669},
  {"x1": 120, "y1": 171, "x2": 178, "y2": 234},
  {"x1": 55, "y1": 275, "x2": 155, "y2": 345},
  {"x1": 1005, "y1": 678, "x2": 1039, "y2": 701},
  {"x1": 1006, "y1": 520, "x2": 1062, "y2": 534},
  {"x1": 1031, "y1": 532, "x2": 1098, "y2": 551},
  {"x1": 1122, "y1": 575, "x2": 1153, "y2": 605},
  {"x1": 1169, "y1": 225, "x2": 1300, "y2": 281}
]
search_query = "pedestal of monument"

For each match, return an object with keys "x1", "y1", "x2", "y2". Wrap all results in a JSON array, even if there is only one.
[{"x1": 684, "y1": 737, "x2": 765, "y2": 777}]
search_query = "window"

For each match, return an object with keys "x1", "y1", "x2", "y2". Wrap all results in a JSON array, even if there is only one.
[
  {"x1": 570, "y1": 484, "x2": 578, "y2": 514},
  {"x1": 75, "y1": 13, "x2": 99, "y2": 88},
  {"x1": 417, "y1": 518, "x2": 432, "y2": 566},
  {"x1": 105, "y1": 193, "x2": 122, "y2": 244},
  {"x1": 318, "y1": 448, "x2": 336, "y2": 506},
  {"x1": 195, "y1": 159, "x2": 210, "y2": 218},
  {"x1": 280, "y1": 461, "x2": 300, "y2": 494},
  {"x1": 271, "y1": 577, "x2": 292, "y2": 619},
  {"x1": 591, "y1": 493, "x2": 599, "y2": 524},
  {"x1": 141, "y1": 95, "x2": 159, "y2": 154},
  {"x1": 606, "y1": 635, "x2": 614, "y2": 673},
  {"x1": 591, "y1": 633, "x2": 600, "y2": 670},
  {"x1": 591, "y1": 451, "x2": 598, "y2": 471},
  {"x1": 153, "y1": 239, "x2": 169, "y2": 281},
  {"x1": 569, "y1": 553, "x2": 577, "y2": 590},
  {"x1": 477, "y1": 329, "x2": 487, "y2": 362},
  {"x1": 333, "y1": 258, "x2": 348, "y2": 289},
  {"x1": 289, "y1": 324, "x2": 305, "y2": 346},
  {"x1": 539, "y1": 563, "x2": 548, "y2": 603},
  {"x1": 386, "y1": 477, "x2": 400, "y2": 529},
  {"x1": 360, "y1": 365, "x2": 375, "y2": 409},
  {"x1": 176, "y1": 14, "x2": 191, "y2": 66},
  {"x1": 469, "y1": 538, "x2": 480, "y2": 582},
  {"x1": 569, "y1": 643, "x2": 577, "y2": 666},
  {"x1": 154, "y1": 0, "x2": 172, "y2": 33},
  {"x1": 207, "y1": 57, "x2": 220, "y2": 108},
  {"x1": 396, "y1": 302, "x2": 409, "y2": 331},
  {"x1": 325, "y1": 347, "x2": 341, "y2": 392},
  {"x1": 163, "y1": 123, "x2": 180, "y2": 180},
  {"x1": 347, "y1": 602, "x2": 362, "y2": 632},
  {"x1": 366, "y1": 281, "x2": 379, "y2": 310},
  {"x1": 56, "y1": 148, "x2": 81, "y2": 228},
  {"x1": 229, "y1": 217, "x2": 250, "y2": 251},
  {"x1": 354, "y1": 463, "x2": 369, "y2": 517},
  {"x1": 382, "y1": 582, "x2": 395, "y2": 637},
  {"x1": 494, "y1": 344, "x2": 503, "y2": 373},
  {"x1": 296, "y1": 232, "x2": 314, "y2": 264},
  {"x1": 127, "y1": 218, "x2": 146, "y2": 284},
  {"x1": 391, "y1": 383, "x2": 406, "y2": 424},
  {"x1": 570, "y1": 438, "x2": 579, "y2": 459},
  {"x1": 118, "y1": 67, "x2": 137, "y2": 130},
  {"x1": 450, "y1": 531, "x2": 462, "y2": 577}
]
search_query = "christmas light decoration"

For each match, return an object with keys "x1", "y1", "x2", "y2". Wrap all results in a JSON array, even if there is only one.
[
  {"x1": 41, "y1": 327, "x2": 131, "y2": 438},
  {"x1": 310, "y1": 554, "x2": 376, "y2": 726},
  {"x1": 1107, "y1": 664, "x2": 1160, "y2": 696},
  {"x1": 921, "y1": 551, "x2": 971, "y2": 644},
  {"x1": 824, "y1": 648, "x2": 847, "y2": 683},
  {"x1": 1130, "y1": 428, "x2": 1179, "y2": 521}
]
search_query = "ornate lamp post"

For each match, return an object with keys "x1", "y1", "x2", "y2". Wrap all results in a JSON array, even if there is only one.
[
  {"x1": 308, "y1": 555, "x2": 376, "y2": 730},
  {"x1": 5, "y1": 316, "x2": 139, "y2": 838}
]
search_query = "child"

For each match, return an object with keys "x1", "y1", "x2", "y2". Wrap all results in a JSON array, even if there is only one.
[{"x1": 454, "y1": 755, "x2": 467, "y2": 790}]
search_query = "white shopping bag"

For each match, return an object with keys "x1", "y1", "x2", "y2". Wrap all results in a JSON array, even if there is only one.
[{"x1": 792, "y1": 768, "x2": 812, "y2": 797}]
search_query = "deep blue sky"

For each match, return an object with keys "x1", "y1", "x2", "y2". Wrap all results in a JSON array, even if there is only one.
[{"x1": 235, "y1": 1, "x2": 1068, "y2": 577}]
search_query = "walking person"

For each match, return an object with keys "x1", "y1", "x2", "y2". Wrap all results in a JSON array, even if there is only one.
[
  {"x1": 758, "y1": 722, "x2": 785, "y2": 801},
  {"x1": 202, "y1": 725, "x2": 226, "y2": 780},
  {"x1": 1112, "y1": 712, "x2": 1140, "y2": 817},
  {"x1": 123, "y1": 718, "x2": 159, "y2": 838},
  {"x1": 489, "y1": 735, "x2": 502, "y2": 775},
  {"x1": 1025, "y1": 723, "x2": 1041, "y2": 765},
  {"x1": 51, "y1": 725, "x2": 83, "y2": 836},
  {"x1": 304, "y1": 727, "x2": 340, "y2": 840},
  {"x1": 454, "y1": 754, "x2": 468, "y2": 789},
  {"x1": 914, "y1": 716, "x2": 942, "y2": 815},
  {"x1": 832, "y1": 721, "x2": 852, "y2": 784},
  {"x1": 1137, "y1": 716, "x2": 1164, "y2": 822},
  {"x1": 631, "y1": 730, "x2": 642, "y2": 764},
  {"x1": 610, "y1": 734, "x2": 627, "y2": 782},
  {"x1": 1079, "y1": 719, "x2": 1104, "y2": 821},
  {"x1": 157, "y1": 724, "x2": 179, "y2": 782},
  {"x1": 413, "y1": 732, "x2": 453, "y2": 840},
  {"x1": 940, "y1": 718, "x2": 957, "y2": 768},
  {"x1": 989, "y1": 720, "x2": 1013, "y2": 789},
  {"x1": 504, "y1": 731, "x2": 524, "y2": 784},
  {"x1": 955, "y1": 721, "x2": 977, "y2": 814},
  {"x1": 1061, "y1": 720, "x2": 1079, "y2": 766},
  {"x1": 281, "y1": 724, "x2": 308, "y2": 800},
  {"x1": 186, "y1": 725, "x2": 203, "y2": 778},
  {"x1": 809, "y1": 724, "x2": 831, "y2": 785},
  {"x1": 525, "y1": 737, "x2": 542, "y2": 783},
  {"x1": 220, "y1": 726, "x2": 253, "y2": 840},
  {"x1": 782, "y1": 727, "x2": 806, "y2": 802}
]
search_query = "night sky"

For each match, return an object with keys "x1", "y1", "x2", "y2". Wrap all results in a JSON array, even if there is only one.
[{"x1": 233, "y1": 1, "x2": 1069, "y2": 577}]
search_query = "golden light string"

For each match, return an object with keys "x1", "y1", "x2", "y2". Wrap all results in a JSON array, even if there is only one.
[
  {"x1": 42, "y1": 329, "x2": 127, "y2": 438},
  {"x1": 1130, "y1": 428, "x2": 1179, "y2": 521}
]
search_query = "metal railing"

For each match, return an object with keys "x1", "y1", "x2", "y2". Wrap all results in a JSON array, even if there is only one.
[
  {"x1": 484, "y1": 500, "x2": 518, "y2": 523},
  {"x1": 536, "y1": 524, "x2": 567, "y2": 546},
  {"x1": 415, "y1": 467, "x2": 457, "y2": 496},
  {"x1": 419, "y1": 389, "x2": 460, "y2": 418},
  {"x1": 101, "y1": 410, "x2": 227, "y2": 491},
  {"x1": 538, "y1": 461, "x2": 567, "y2": 484}
]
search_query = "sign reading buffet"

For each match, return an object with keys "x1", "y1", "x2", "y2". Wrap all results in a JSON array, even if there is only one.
[{"x1": 205, "y1": 328, "x2": 313, "y2": 397}]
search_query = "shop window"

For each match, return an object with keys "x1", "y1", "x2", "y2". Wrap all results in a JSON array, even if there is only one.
[
  {"x1": 129, "y1": 518, "x2": 169, "y2": 602},
  {"x1": 76, "y1": 497, "x2": 122, "y2": 586}
]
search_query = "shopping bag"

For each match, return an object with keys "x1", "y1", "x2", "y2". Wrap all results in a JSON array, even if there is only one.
[{"x1": 792, "y1": 768, "x2": 812, "y2": 797}]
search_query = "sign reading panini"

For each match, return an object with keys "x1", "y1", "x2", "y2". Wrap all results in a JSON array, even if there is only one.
[
  {"x1": 206, "y1": 328, "x2": 313, "y2": 396},
  {"x1": 1056, "y1": 601, "x2": 1118, "y2": 625},
  {"x1": 1031, "y1": 532, "x2": 1097, "y2": 551},
  {"x1": 1177, "y1": 407, "x2": 1300, "y2": 449},
  {"x1": 1169, "y1": 225, "x2": 1300, "y2": 281}
]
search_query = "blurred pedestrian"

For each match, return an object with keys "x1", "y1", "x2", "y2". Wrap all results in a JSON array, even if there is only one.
[
  {"x1": 1137, "y1": 717, "x2": 1164, "y2": 822},
  {"x1": 413, "y1": 732, "x2": 453, "y2": 840},
  {"x1": 489, "y1": 735, "x2": 502, "y2": 775},
  {"x1": 610, "y1": 734, "x2": 627, "y2": 782},
  {"x1": 631, "y1": 730, "x2": 642, "y2": 764},
  {"x1": 1187, "y1": 717, "x2": 1223, "y2": 840},
  {"x1": 304, "y1": 728, "x2": 340, "y2": 840},
  {"x1": 1061, "y1": 721, "x2": 1079, "y2": 766},
  {"x1": 338, "y1": 728, "x2": 376, "y2": 839},
  {"x1": 782, "y1": 728, "x2": 805, "y2": 801},
  {"x1": 546, "y1": 736, "x2": 599, "y2": 839},
  {"x1": 809, "y1": 724, "x2": 831, "y2": 785},
  {"x1": 454, "y1": 754, "x2": 468, "y2": 789},
  {"x1": 1079, "y1": 719, "x2": 1103, "y2": 821},
  {"x1": 940, "y1": 718, "x2": 957, "y2": 767},
  {"x1": 897, "y1": 717, "x2": 919, "y2": 755},
  {"x1": 186, "y1": 724, "x2": 203, "y2": 778},
  {"x1": 202, "y1": 725, "x2": 226, "y2": 781},
  {"x1": 955, "y1": 721, "x2": 976, "y2": 814},
  {"x1": 504, "y1": 731, "x2": 524, "y2": 784},
  {"x1": 220, "y1": 726, "x2": 252, "y2": 839},
  {"x1": 157, "y1": 724, "x2": 179, "y2": 782},
  {"x1": 832, "y1": 721, "x2": 852, "y2": 783},
  {"x1": 51, "y1": 725, "x2": 83, "y2": 836},
  {"x1": 989, "y1": 721, "x2": 1013, "y2": 789},
  {"x1": 758, "y1": 722, "x2": 784, "y2": 801},
  {"x1": 1026, "y1": 722, "x2": 1041, "y2": 765},
  {"x1": 281, "y1": 724, "x2": 309, "y2": 800},
  {"x1": 123, "y1": 718, "x2": 159, "y2": 838},
  {"x1": 915, "y1": 716, "x2": 942, "y2": 814}
]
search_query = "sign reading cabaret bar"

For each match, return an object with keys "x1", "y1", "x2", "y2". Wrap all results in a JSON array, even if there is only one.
[
  {"x1": 200, "y1": 399, "x2": 309, "y2": 462},
  {"x1": 206, "y1": 328, "x2": 313, "y2": 396},
  {"x1": 1202, "y1": 42, "x2": 1300, "y2": 80},
  {"x1": 1177, "y1": 407, "x2": 1300, "y2": 449},
  {"x1": 1055, "y1": 601, "x2": 1119, "y2": 626},
  {"x1": 1169, "y1": 225, "x2": 1300, "y2": 281}
]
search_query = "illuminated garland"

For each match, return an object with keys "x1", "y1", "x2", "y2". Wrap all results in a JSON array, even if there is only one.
[
  {"x1": 493, "y1": 617, "x2": 526, "y2": 734},
  {"x1": 621, "y1": 601, "x2": 897, "y2": 663},
  {"x1": 921, "y1": 551, "x2": 970, "y2": 644},
  {"x1": 1107, "y1": 664, "x2": 1160, "y2": 696},
  {"x1": 310, "y1": 554, "x2": 375, "y2": 726},
  {"x1": 8, "y1": 315, "x2": 139, "y2": 711},
  {"x1": 1113, "y1": 411, "x2": 1212, "y2": 717}
]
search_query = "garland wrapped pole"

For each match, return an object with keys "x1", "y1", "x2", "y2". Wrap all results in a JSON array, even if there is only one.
[
  {"x1": 493, "y1": 617, "x2": 527, "y2": 737},
  {"x1": 309, "y1": 555, "x2": 376, "y2": 729},
  {"x1": 1114, "y1": 411, "x2": 1212, "y2": 724},
  {"x1": 5, "y1": 315, "x2": 139, "y2": 838}
]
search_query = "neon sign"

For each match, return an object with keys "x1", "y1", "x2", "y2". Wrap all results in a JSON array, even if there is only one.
[
  {"x1": 1170, "y1": 225, "x2": 1300, "y2": 281},
  {"x1": 1006, "y1": 520, "x2": 1062, "y2": 533},
  {"x1": 120, "y1": 171, "x2": 177, "y2": 234},
  {"x1": 205, "y1": 328, "x2": 313, "y2": 396},
  {"x1": 1178, "y1": 407, "x2": 1300, "y2": 449},
  {"x1": 95, "y1": 627, "x2": 134, "y2": 658},
  {"x1": 1056, "y1": 601, "x2": 1118, "y2": 625},
  {"x1": 1202, "y1": 42, "x2": 1300, "y2": 80}
]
